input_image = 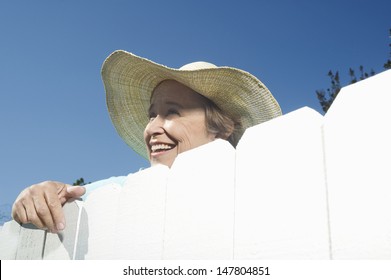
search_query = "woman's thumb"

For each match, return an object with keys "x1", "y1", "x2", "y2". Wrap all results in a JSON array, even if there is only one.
[{"x1": 66, "y1": 185, "x2": 86, "y2": 198}]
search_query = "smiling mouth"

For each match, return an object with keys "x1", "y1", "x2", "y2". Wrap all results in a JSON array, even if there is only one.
[{"x1": 150, "y1": 143, "x2": 175, "y2": 153}]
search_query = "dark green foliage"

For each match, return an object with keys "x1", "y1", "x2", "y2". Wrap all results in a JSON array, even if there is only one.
[
  {"x1": 72, "y1": 178, "x2": 90, "y2": 186},
  {"x1": 316, "y1": 66, "x2": 375, "y2": 114},
  {"x1": 384, "y1": 29, "x2": 391, "y2": 69},
  {"x1": 316, "y1": 71, "x2": 341, "y2": 113},
  {"x1": 316, "y1": 28, "x2": 390, "y2": 113}
]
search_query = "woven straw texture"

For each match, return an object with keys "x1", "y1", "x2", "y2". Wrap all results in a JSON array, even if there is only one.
[{"x1": 101, "y1": 50, "x2": 282, "y2": 159}]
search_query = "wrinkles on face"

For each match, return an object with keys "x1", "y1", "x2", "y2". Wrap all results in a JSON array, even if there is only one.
[{"x1": 144, "y1": 80, "x2": 216, "y2": 167}]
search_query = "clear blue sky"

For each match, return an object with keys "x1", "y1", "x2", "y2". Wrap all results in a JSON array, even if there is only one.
[{"x1": 0, "y1": 0, "x2": 390, "y2": 215}]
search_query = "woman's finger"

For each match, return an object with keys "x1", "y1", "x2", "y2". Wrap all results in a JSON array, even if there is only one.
[
  {"x1": 45, "y1": 182, "x2": 67, "y2": 232},
  {"x1": 23, "y1": 196, "x2": 46, "y2": 229}
]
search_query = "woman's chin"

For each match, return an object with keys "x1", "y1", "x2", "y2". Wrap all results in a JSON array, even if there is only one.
[{"x1": 150, "y1": 151, "x2": 177, "y2": 168}]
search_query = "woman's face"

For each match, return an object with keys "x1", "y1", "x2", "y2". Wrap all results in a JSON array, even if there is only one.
[{"x1": 144, "y1": 80, "x2": 216, "y2": 167}]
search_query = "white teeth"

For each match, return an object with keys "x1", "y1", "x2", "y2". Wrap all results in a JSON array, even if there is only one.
[{"x1": 151, "y1": 144, "x2": 173, "y2": 152}]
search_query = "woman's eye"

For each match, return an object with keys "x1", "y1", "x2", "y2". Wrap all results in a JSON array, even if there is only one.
[
  {"x1": 148, "y1": 113, "x2": 156, "y2": 121},
  {"x1": 167, "y1": 109, "x2": 180, "y2": 116}
]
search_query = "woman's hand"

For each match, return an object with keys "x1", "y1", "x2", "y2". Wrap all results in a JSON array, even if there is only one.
[{"x1": 12, "y1": 181, "x2": 86, "y2": 233}]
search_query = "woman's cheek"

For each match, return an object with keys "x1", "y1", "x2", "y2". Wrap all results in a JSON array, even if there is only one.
[{"x1": 164, "y1": 120, "x2": 182, "y2": 139}]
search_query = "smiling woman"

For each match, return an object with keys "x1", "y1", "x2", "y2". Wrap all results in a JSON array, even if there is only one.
[
  {"x1": 11, "y1": 50, "x2": 281, "y2": 233},
  {"x1": 103, "y1": 51, "x2": 281, "y2": 160},
  {"x1": 145, "y1": 80, "x2": 230, "y2": 167}
]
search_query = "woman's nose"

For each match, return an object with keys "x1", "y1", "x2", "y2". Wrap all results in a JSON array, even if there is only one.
[{"x1": 145, "y1": 115, "x2": 165, "y2": 136}]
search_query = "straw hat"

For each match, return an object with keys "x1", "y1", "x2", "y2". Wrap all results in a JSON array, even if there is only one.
[{"x1": 101, "y1": 50, "x2": 282, "y2": 159}]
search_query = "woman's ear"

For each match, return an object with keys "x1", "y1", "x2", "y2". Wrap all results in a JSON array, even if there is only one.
[
  {"x1": 208, "y1": 131, "x2": 218, "y2": 141},
  {"x1": 217, "y1": 126, "x2": 234, "y2": 140}
]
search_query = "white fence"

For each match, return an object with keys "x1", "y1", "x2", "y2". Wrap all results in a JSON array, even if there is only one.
[{"x1": 1, "y1": 70, "x2": 390, "y2": 260}]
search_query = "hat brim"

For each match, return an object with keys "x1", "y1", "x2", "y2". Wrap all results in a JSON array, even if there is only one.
[{"x1": 101, "y1": 50, "x2": 281, "y2": 160}]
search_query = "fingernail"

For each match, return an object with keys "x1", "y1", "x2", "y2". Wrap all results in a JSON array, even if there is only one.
[{"x1": 57, "y1": 223, "x2": 65, "y2": 231}]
